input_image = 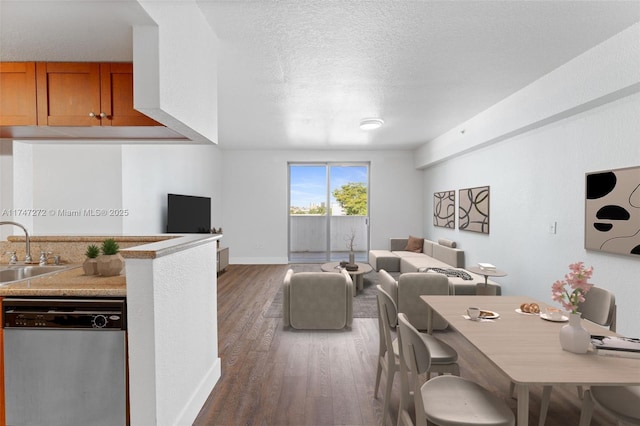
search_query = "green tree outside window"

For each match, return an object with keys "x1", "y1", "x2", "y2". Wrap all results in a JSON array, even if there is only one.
[{"x1": 333, "y1": 182, "x2": 367, "y2": 215}]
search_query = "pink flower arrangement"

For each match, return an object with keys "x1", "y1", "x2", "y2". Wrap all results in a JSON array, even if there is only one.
[{"x1": 551, "y1": 262, "x2": 594, "y2": 313}]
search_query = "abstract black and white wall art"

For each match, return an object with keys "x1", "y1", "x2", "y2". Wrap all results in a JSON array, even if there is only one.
[
  {"x1": 458, "y1": 186, "x2": 490, "y2": 234},
  {"x1": 433, "y1": 190, "x2": 455, "y2": 228},
  {"x1": 585, "y1": 166, "x2": 640, "y2": 257}
]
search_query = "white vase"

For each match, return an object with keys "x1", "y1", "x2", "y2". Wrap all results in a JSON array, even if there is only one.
[
  {"x1": 559, "y1": 312, "x2": 591, "y2": 354},
  {"x1": 348, "y1": 251, "x2": 355, "y2": 265}
]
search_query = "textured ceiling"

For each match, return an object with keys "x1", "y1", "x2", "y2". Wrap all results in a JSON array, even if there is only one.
[{"x1": 1, "y1": 1, "x2": 639, "y2": 150}]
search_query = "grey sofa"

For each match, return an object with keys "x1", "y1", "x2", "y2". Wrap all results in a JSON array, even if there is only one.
[
  {"x1": 283, "y1": 269, "x2": 354, "y2": 329},
  {"x1": 369, "y1": 237, "x2": 501, "y2": 296},
  {"x1": 370, "y1": 237, "x2": 464, "y2": 272}
]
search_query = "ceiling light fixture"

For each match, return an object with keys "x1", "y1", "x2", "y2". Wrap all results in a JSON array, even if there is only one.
[{"x1": 359, "y1": 118, "x2": 384, "y2": 131}]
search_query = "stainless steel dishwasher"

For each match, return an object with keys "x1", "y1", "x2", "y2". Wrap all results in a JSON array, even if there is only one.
[{"x1": 3, "y1": 298, "x2": 127, "y2": 426}]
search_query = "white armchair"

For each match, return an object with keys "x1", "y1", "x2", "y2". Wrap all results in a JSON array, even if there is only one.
[{"x1": 282, "y1": 269, "x2": 353, "y2": 329}]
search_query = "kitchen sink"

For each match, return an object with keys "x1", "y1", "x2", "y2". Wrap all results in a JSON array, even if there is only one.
[{"x1": 0, "y1": 265, "x2": 74, "y2": 284}]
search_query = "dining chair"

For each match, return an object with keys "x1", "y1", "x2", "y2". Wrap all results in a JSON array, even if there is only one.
[
  {"x1": 536, "y1": 286, "x2": 617, "y2": 425},
  {"x1": 374, "y1": 286, "x2": 460, "y2": 426},
  {"x1": 396, "y1": 313, "x2": 515, "y2": 426},
  {"x1": 579, "y1": 385, "x2": 640, "y2": 426},
  {"x1": 578, "y1": 286, "x2": 617, "y2": 332},
  {"x1": 375, "y1": 285, "x2": 402, "y2": 426}
]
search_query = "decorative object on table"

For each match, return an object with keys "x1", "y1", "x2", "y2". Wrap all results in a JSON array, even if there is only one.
[
  {"x1": 458, "y1": 185, "x2": 490, "y2": 234},
  {"x1": 591, "y1": 335, "x2": 640, "y2": 359},
  {"x1": 97, "y1": 238, "x2": 124, "y2": 277},
  {"x1": 345, "y1": 264, "x2": 359, "y2": 271},
  {"x1": 540, "y1": 306, "x2": 566, "y2": 321},
  {"x1": 478, "y1": 262, "x2": 496, "y2": 271},
  {"x1": 82, "y1": 244, "x2": 100, "y2": 275},
  {"x1": 552, "y1": 262, "x2": 594, "y2": 353},
  {"x1": 466, "y1": 307, "x2": 480, "y2": 320},
  {"x1": 519, "y1": 302, "x2": 540, "y2": 314},
  {"x1": 433, "y1": 190, "x2": 455, "y2": 228},
  {"x1": 559, "y1": 312, "x2": 591, "y2": 353},
  {"x1": 211, "y1": 227, "x2": 223, "y2": 247},
  {"x1": 346, "y1": 229, "x2": 356, "y2": 266},
  {"x1": 585, "y1": 166, "x2": 640, "y2": 258}
]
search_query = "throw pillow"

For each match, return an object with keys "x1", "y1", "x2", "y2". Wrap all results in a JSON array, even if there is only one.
[
  {"x1": 404, "y1": 235, "x2": 424, "y2": 253},
  {"x1": 438, "y1": 238, "x2": 457, "y2": 248}
]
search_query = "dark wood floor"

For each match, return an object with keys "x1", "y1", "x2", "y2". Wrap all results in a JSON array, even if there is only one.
[{"x1": 193, "y1": 264, "x2": 617, "y2": 426}]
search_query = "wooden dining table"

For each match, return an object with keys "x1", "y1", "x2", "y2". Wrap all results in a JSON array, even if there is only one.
[{"x1": 421, "y1": 295, "x2": 640, "y2": 426}]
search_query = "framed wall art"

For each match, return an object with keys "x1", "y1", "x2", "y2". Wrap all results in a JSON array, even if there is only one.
[
  {"x1": 458, "y1": 186, "x2": 490, "y2": 234},
  {"x1": 585, "y1": 166, "x2": 640, "y2": 257},
  {"x1": 433, "y1": 190, "x2": 455, "y2": 228}
]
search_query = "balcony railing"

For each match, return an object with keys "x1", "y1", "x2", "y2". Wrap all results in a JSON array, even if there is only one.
[{"x1": 289, "y1": 215, "x2": 368, "y2": 262}]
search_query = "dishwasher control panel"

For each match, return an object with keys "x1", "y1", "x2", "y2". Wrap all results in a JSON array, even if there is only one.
[{"x1": 3, "y1": 298, "x2": 126, "y2": 330}]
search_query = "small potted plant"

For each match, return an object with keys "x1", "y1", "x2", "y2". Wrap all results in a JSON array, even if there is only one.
[
  {"x1": 83, "y1": 244, "x2": 100, "y2": 275},
  {"x1": 97, "y1": 238, "x2": 124, "y2": 277}
]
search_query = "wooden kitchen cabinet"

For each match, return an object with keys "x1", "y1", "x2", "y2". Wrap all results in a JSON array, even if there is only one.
[
  {"x1": 0, "y1": 297, "x2": 5, "y2": 426},
  {"x1": 36, "y1": 62, "x2": 101, "y2": 126},
  {"x1": 36, "y1": 62, "x2": 159, "y2": 127},
  {"x1": 101, "y1": 63, "x2": 161, "y2": 126},
  {"x1": 0, "y1": 62, "x2": 38, "y2": 126}
]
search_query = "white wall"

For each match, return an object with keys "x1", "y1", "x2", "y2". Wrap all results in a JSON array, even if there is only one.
[
  {"x1": 2, "y1": 142, "x2": 34, "y2": 235},
  {"x1": 125, "y1": 236, "x2": 220, "y2": 425},
  {"x1": 221, "y1": 149, "x2": 423, "y2": 264},
  {"x1": 5, "y1": 143, "x2": 222, "y2": 236},
  {"x1": 135, "y1": 1, "x2": 218, "y2": 143},
  {"x1": 121, "y1": 144, "x2": 222, "y2": 234},
  {"x1": 32, "y1": 144, "x2": 124, "y2": 234},
  {"x1": 0, "y1": 141, "x2": 15, "y2": 239},
  {"x1": 421, "y1": 24, "x2": 640, "y2": 337},
  {"x1": 423, "y1": 93, "x2": 640, "y2": 337}
]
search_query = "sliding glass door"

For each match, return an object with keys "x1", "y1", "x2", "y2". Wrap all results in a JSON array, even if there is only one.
[{"x1": 288, "y1": 162, "x2": 369, "y2": 263}]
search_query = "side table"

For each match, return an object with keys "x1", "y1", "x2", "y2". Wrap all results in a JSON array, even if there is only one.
[{"x1": 466, "y1": 266, "x2": 507, "y2": 296}]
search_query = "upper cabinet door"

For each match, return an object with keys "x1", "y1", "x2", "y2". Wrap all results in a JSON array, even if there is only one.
[
  {"x1": 36, "y1": 62, "x2": 102, "y2": 126},
  {"x1": 101, "y1": 63, "x2": 160, "y2": 126},
  {"x1": 0, "y1": 62, "x2": 37, "y2": 126}
]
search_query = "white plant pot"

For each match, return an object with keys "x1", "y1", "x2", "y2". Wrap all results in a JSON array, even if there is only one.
[
  {"x1": 82, "y1": 258, "x2": 98, "y2": 275},
  {"x1": 97, "y1": 253, "x2": 124, "y2": 277},
  {"x1": 559, "y1": 312, "x2": 590, "y2": 354}
]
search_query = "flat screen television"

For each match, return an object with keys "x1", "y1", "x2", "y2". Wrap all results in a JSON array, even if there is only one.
[{"x1": 166, "y1": 193, "x2": 211, "y2": 233}]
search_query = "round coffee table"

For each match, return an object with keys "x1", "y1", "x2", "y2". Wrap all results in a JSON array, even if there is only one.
[{"x1": 320, "y1": 262, "x2": 372, "y2": 295}]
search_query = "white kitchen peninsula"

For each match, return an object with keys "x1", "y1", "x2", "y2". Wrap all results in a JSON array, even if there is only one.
[{"x1": 122, "y1": 234, "x2": 221, "y2": 425}]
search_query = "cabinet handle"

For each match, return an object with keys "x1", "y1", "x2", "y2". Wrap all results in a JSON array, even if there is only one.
[
  {"x1": 100, "y1": 112, "x2": 108, "y2": 118},
  {"x1": 89, "y1": 112, "x2": 97, "y2": 118}
]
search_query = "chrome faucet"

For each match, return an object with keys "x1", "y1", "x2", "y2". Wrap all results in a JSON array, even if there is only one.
[
  {"x1": 0, "y1": 221, "x2": 32, "y2": 263},
  {"x1": 4, "y1": 251, "x2": 18, "y2": 264},
  {"x1": 39, "y1": 251, "x2": 52, "y2": 266}
]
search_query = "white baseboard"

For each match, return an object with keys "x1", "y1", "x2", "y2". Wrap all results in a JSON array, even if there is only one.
[
  {"x1": 174, "y1": 357, "x2": 221, "y2": 425},
  {"x1": 230, "y1": 256, "x2": 289, "y2": 264}
]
